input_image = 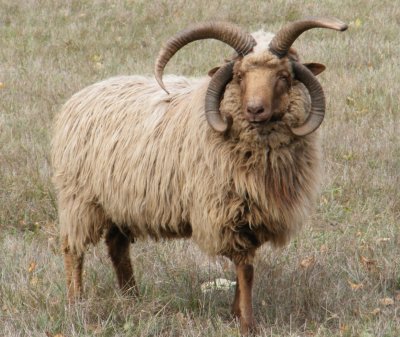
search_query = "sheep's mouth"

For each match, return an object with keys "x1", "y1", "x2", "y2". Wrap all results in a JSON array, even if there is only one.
[
  {"x1": 249, "y1": 115, "x2": 281, "y2": 128},
  {"x1": 250, "y1": 120, "x2": 268, "y2": 127}
]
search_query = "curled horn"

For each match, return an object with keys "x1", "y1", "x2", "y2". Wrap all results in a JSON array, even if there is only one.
[
  {"x1": 269, "y1": 17, "x2": 347, "y2": 135},
  {"x1": 154, "y1": 21, "x2": 256, "y2": 132},
  {"x1": 205, "y1": 61, "x2": 235, "y2": 132},
  {"x1": 269, "y1": 17, "x2": 348, "y2": 58},
  {"x1": 155, "y1": 22, "x2": 256, "y2": 94},
  {"x1": 290, "y1": 62, "x2": 325, "y2": 136}
]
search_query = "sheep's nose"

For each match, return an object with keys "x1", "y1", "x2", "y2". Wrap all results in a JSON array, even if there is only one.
[{"x1": 246, "y1": 103, "x2": 265, "y2": 115}]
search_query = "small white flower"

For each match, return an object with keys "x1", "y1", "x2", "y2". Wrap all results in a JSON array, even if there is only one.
[{"x1": 201, "y1": 278, "x2": 236, "y2": 293}]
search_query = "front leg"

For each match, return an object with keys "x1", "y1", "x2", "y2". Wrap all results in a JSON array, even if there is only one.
[
  {"x1": 232, "y1": 254, "x2": 256, "y2": 335},
  {"x1": 232, "y1": 276, "x2": 241, "y2": 318},
  {"x1": 105, "y1": 225, "x2": 138, "y2": 297}
]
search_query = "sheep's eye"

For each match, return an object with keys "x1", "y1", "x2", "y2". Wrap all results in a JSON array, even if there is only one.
[
  {"x1": 237, "y1": 73, "x2": 243, "y2": 82},
  {"x1": 278, "y1": 74, "x2": 289, "y2": 82},
  {"x1": 277, "y1": 74, "x2": 291, "y2": 87}
]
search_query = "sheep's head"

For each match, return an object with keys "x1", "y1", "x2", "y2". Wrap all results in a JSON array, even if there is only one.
[
  {"x1": 154, "y1": 18, "x2": 347, "y2": 136},
  {"x1": 234, "y1": 53, "x2": 293, "y2": 127}
]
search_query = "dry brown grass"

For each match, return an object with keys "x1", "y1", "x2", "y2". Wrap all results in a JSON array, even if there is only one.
[{"x1": 0, "y1": 0, "x2": 399, "y2": 336}]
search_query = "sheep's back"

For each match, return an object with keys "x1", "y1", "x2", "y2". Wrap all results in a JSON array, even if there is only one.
[{"x1": 52, "y1": 75, "x2": 209, "y2": 244}]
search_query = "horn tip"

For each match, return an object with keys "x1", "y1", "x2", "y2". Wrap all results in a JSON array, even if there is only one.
[
  {"x1": 329, "y1": 18, "x2": 348, "y2": 31},
  {"x1": 160, "y1": 84, "x2": 170, "y2": 95},
  {"x1": 290, "y1": 127, "x2": 313, "y2": 137},
  {"x1": 206, "y1": 111, "x2": 233, "y2": 133},
  {"x1": 155, "y1": 75, "x2": 170, "y2": 94}
]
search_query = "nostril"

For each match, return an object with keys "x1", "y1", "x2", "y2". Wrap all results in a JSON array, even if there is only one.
[{"x1": 247, "y1": 104, "x2": 265, "y2": 115}]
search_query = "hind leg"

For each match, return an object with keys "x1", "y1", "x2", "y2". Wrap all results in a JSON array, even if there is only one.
[
  {"x1": 58, "y1": 196, "x2": 108, "y2": 302},
  {"x1": 105, "y1": 225, "x2": 138, "y2": 296},
  {"x1": 62, "y1": 237, "x2": 84, "y2": 302}
]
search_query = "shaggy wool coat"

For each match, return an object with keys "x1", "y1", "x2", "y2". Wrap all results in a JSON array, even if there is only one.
[{"x1": 52, "y1": 69, "x2": 321, "y2": 261}]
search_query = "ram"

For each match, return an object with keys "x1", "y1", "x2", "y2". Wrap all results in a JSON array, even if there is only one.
[{"x1": 52, "y1": 18, "x2": 347, "y2": 334}]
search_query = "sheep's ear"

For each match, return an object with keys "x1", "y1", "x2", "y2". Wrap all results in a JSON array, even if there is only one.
[
  {"x1": 208, "y1": 66, "x2": 220, "y2": 77},
  {"x1": 303, "y1": 63, "x2": 326, "y2": 76}
]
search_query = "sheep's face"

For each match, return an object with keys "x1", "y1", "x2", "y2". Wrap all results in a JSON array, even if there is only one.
[{"x1": 234, "y1": 53, "x2": 292, "y2": 127}]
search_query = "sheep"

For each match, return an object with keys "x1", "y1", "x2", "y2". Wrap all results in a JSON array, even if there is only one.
[{"x1": 52, "y1": 18, "x2": 347, "y2": 334}]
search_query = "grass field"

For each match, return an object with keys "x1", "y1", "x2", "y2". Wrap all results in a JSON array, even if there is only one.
[{"x1": 0, "y1": 0, "x2": 399, "y2": 336}]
